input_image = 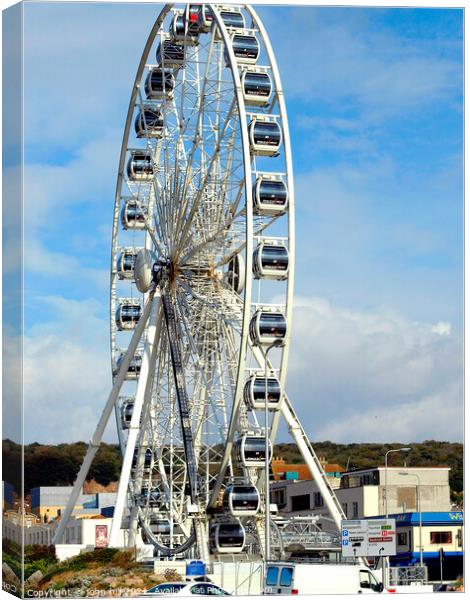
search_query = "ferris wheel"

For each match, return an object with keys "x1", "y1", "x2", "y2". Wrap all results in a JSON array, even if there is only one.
[{"x1": 54, "y1": 3, "x2": 345, "y2": 562}]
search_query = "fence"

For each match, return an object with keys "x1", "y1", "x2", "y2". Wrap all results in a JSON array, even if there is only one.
[{"x1": 389, "y1": 566, "x2": 428, "y2": 586}]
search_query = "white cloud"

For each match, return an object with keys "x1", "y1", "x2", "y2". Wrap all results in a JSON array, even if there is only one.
[
  {"x1": 292, "y1": 158, "x2": 462, "y2": 326},
  {"x1": 320, "y1": 383, "x2": 462, "y2": 442},
  {"x1": 23, "y1": 296, "x2": 115, "y2": 444},
  {"x1": 2, "y1": 333, "x2": 22, "y2": 443},
  {"x1": 21, "y1": 294, "x2": 462, "y2": 445},
  {"x1": 285, "y1": 296, "x2": 463, "y2": 443},
  {"x1": 431, "y1": 322, "x2": 452, "y2": 336}
]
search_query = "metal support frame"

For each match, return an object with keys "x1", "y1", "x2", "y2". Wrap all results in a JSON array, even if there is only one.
[
  {"x1": 109, "y1": 296, "x2": 161, "y2": 547},
  {"x1": 53, "y1": 292, "x2": 156, "y2": 545}
]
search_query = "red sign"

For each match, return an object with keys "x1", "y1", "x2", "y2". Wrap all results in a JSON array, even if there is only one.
[
  {"x1": 95, "y1": 524, "x2": 109, "y2": 548},
  {"x1": 369, "y1": 536, "x2": 393, "y2": 543}
]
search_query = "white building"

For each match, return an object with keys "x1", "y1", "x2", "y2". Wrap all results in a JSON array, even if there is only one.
[{"x1": 271, "y1": 466, "x2": 452, "y2": 525}]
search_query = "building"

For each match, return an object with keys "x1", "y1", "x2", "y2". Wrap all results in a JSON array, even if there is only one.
[
  {"x1": 271, "y1": 457, "x2": 344, "y2": 489},
  {"x1": 271, "y1": 466, "x2": 453, "y2": 523},
  {"x1": 270, "y1": 464, "x2": 463, "y2": 581},
  {"x1": 368, "y1": 511, "x2": 464, "y2": 582},
  {"x1": 339, "y1": 467, "x2": 452, "y2": 518},
  {"x1": 2, "y1": 509, "x2": 55, "y2": 545},
  {"x1": 30, "y1": 486, "x2": 117, "y2": 522}
]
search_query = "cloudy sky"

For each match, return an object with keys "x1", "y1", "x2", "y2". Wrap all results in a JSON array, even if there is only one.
[{"x1": 8, "y1": 2, "x2": 463, "y2": 444}]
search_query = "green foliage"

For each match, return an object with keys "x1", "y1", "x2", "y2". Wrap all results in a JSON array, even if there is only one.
[
  {"x1": 2, "y1": 542, "x2": 59, "y2": 581},
  {"x1": 273, "y1": 440, "x2": 463, "y2": 494},
  {"x1": 3, "y1": 439, "x2": 122, "y2": 494},
  {"x1": 41, "y1": 548, "x2": 133, "y2": 584},
  {"x1": 3, "y1": 439, "x2": 463, "y2": 497},
  {"x1": 3, "y1": 553, "x2": 22, "y2": 578}
]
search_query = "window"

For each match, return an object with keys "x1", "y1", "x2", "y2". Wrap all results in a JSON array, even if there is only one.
[
  {"x1": 291, "y1": 494, "x2": 310, "y2": 512},
  {"x1": 280, "y1": 567, "x2": 294, "y2": 587},
  {"x1": 359, "y1": 571, "x2": 372, "y2": 589},
  {"x1": 313, "y1": 492, "x2": 324, "y2": 508},
  {"x1": 430, "y1": 531, "x2": 452, "y2": 545},
  {"x1": 342, "y1": 503, "x2": 348, "y2": 517},
  {"x1": 266, "y1": 566, "x2": 279, "y2": 587},
  {"x1": 398, "y1": 532, "x2": 408, "y2": 546},
  {"x1": 352, "y1": 502, "x2": 359, "y2": 517},
  {"x1": 360, "y1": 571, "x2": 382, "y2": 592}
]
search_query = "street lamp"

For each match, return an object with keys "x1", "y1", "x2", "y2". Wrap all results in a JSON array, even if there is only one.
[
  {"x1": 264, "y1": 340, "x2": 283, "y2": 565},
  {"x1": 385, "y1": 448, "x2": 411, "y2": 517},
  {"x1": 383, "y1": 447, "x2": 410, "y2": 589},
  {"x1": 398, "y1": 472, "x2": 423, "y2": 567}
]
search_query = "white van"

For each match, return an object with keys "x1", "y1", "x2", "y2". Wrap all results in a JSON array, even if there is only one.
[{"x1": 265, "y1": 562, "x2": 385, "y2": 595}]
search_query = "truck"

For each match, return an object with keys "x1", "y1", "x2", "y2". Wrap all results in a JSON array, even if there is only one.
[{"x1": 264, "y1": 562, "x2": 385, "y2": 595}]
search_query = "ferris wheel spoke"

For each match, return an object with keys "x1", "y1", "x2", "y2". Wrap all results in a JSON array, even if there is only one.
[
  {"x1": 213, "y1": 213, "x2": 280, "y2": 269},
  {"x1": 176, "y1": 277, "x2": 242, "y2": 328},
  {"x1": 180, "y1": 182, "x2": 246, "y2": 265},
  {"x1": 171, "y1": 29, "x2": 217, "y2": 243},
  {"x1": 174, "y1": 99, "x2": 238, "y2": 257}
]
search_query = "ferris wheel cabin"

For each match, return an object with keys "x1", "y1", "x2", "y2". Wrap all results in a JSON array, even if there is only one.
[
  {"x1": 134, "y1": 108, "x2": 163, "y2": 138},
  {"x1": 117, "y1": 247, "x2": 140, "y2": 280},
  {"x1": 183, "y1": 4, "x2": 201, "y2": 36},
  {"x1": 228, "y1": 34, "x2": 260, "y2": 65},
  {"x1": 121, "y1": 200, "x2": 148, "y2": 230},
  {"x1": 220, "y1": 7, "x2": 245, "y2": 30},
  {"x1": 215, "y1": 7, "x2": 245, "y2": 40},
  {"x1": 226, "y1": 253, "x2": 245, "y2": 294},
  {"x1": 253, "y1": 176, "x2": 288, "y2": 215},
  {"x1": 209, "y1": 521, "x2": 246, "y2": 554},
  {"x1": 253, "y1": 240, "x2": 289, "y2": 280},
  {"x1": 132, "y1": 447, "x2": 153, "y2": 472},
  {"x1": 244, "y1": 374, "x2": 282, "y2": 411},
  {"x1": 156, "y1": 39, "x2": 185, "y2": 68},
  {"x1": 249, "y1": 118, "x2": 282, "y2": 156},
  {"x1": 236, "y1": 434, "x2": 273, "y2": 467},
  {"x1": 145, "y1": 68, "x2": 175, "y2": 100},
  {"x1": 120, "y1": 398, "x2": 134, "y2": 429},
  {"x1": 249, "y1": 309, "x2": 287, "y2": 345},
  {"x1": 170, "y1": 13, "x2": 199, "y2": 45},
  {"x1": 149, "y1": 516, "x2": 171, "y2": 534},
  {"x1": 115, "y1": 350, "x2": 142, "y2": 380},
  {"x1": 115, "y1": 299, "x2": 142, "y2": 331},
  {"x1": 126, "y1": 150, "x2": 154, "y2": 181},
  {"x1": 195, "y1": 4, "x2": 214, "y2": 32},
  {"x1": 242, "y1": 70, "x2": 272, "y2": 106},
  {"x1": 222, "y1": 485, "x2": 260, "y2": 516}
]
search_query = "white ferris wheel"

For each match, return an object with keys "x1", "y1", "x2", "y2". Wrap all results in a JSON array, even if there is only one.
[{"x1": 54, "y1": 3, "x2": 345, "y2": 563}]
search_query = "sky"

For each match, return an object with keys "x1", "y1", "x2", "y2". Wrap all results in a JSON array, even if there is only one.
[{"x1": 6, "y1": 2, "x2": 463, "y2": 444}]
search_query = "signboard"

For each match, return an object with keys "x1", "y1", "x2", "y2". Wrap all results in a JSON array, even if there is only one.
[
  {"x1": 95, "y1": 524, "x2": 109, "y2": 548},
  {"x1": 341, "y1": 519, "x2": 396, "y2": 557}
]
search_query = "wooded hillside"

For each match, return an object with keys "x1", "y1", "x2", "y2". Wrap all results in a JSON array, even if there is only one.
[{"x1": 3, "y1": 439, "x2": 462, "y2": 500}]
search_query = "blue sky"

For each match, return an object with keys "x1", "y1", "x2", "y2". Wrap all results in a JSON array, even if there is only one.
[{"x1": 12, "y1": 2, "x2": 463, "y2": 444}]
